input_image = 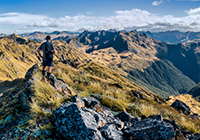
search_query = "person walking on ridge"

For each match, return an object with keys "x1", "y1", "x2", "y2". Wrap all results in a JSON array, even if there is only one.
[{"x1": 37, "y1": 35, "x2": 56, "y2": 78}]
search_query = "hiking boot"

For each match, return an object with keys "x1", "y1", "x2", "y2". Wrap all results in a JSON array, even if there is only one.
[
  {"x1": 46, "y1": 72, "x2": 52, "y2": 79},
  {"x1": 42, "y1": 70, "x2": 46, "y2": 76}
]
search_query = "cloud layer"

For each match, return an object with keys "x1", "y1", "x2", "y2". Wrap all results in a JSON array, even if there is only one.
[
  {"x1": 152, "y1": 0, "x2": 163, "y2": 6},
  {"x1": 1, "y1": 7, "x2": 200, "y2": 33}
]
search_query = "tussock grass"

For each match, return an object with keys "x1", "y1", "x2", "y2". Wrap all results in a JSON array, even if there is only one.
[
  {"x1": 133, "y1": 102, "x2": 200, "y2": 133},
  {"x1": 30, "y1": 78, "x2": 67, "y2": 119},
  {"x1": 139, "y1": 104, "x2": 160, "y2": 116},
  {"x1": 30, "y1": 99, "x2": 50, "y2": 117},
  {"x1": 100, "y1": 88, "x2": 130, "y2": 112},
  {"x1": 87, "y1": 82, "x2": 103, "y2": 94}
]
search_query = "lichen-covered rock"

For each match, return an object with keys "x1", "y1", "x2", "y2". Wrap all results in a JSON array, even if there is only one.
[
  {"x1": 100, "y1": 124, "x2": 124, "y2": 140},
  {"x1": 82, "y1": 107, "x2": 107, "y2": 128},
  {"x1": 124, "y1": 117, "x2": 175, "y2": 140},
  {"x1": 25, "y1": 64, "x2": 40, "y2": 80},
  {"x1": 171, "y1": 99, "x2": 191, "y2": 115},
  {"x1": 176, "y1": 131, "x2": 186, "y2": 140},
  {"x1": 98, "y1": 108, "x2": 124, "y2": 130},
  {"x1": 164, "y1": 119, "x2": 180, "y2": 130},
  {"x1": 185, "y1": 133, "x2": 200, "y2": 140},
  {"x1": 114, "y1": 112, "x2": 133, "y2": 122},
  {"x1": 47, "y1": 74, "x2": 72, "y2": 96},
  {"x1": 52, "y1": 95, "x2": 127, "y2": 140},
  {"x1": 148, "y1": 115, "x2": 163, "y2": 121},
  {"x1": 53, "y1": 103, "x2": 102, "y2": 140},
  {"x1": 82, "y1": 96, "x2": 100, "y2": 108}
]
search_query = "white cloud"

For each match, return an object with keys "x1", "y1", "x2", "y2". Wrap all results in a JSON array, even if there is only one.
[
  {"x1": 1, "y1": 7, "x2": 200, "y2": 33},
  {"x1": 0, "y1": 12, "x2": 47, "y2": 25},
  {"x1": 186, "y1": 7, "x2": 200, "y2": 15},
  {"x1": 152, "y1": 0, "x2": 163, "y2": 6}
]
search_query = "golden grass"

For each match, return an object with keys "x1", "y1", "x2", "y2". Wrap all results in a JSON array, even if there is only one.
[
  {"x1": 132, "y1": 102, "x2": 200, "y2": 133},
  {"x1": 166, "y1": 94, "x2": 200, "y2": 115},
  {"x1": 30, "y1": 99, "x2": 50, "y2": 117},
  {"x1": 30, "y1": 76, "x2": 67, "y2": 119}
]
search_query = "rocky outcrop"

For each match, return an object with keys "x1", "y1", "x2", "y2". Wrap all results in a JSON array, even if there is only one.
[
  {"x1": 171, "y1": 99, "x2": 191, "y2": 115},
  {"x1": 53, "y1": 103, "x2": 102, "y2": 140},
  {"x1": 46, "y1": 74, "x2": 72, "y2": 96},
  {"x1": 124, "y1": 117, "x2": 175, "y2": 140},
  {"x1": 25, "y1": 64, "x2": 72, "y2": 96},
  {"x1": 52, "y1": 95, "x2": 125, "y2": 140},
  {"x1": 131, "y1": 90, "x2": 145, "y2": 99},
  {"x1": 52, "y1": 95, "x2": 179, "y2": 140},
  {"x1": 100, "y1": 124, "x2": 124, "y2": 140},
  {"x1": 25, "y1": 64, "x2": 40, "y2": 80}
]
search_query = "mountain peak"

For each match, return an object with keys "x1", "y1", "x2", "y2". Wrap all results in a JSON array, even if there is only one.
[{"x1": 11, "y1": 33, "x2": 21, "y2": 38}]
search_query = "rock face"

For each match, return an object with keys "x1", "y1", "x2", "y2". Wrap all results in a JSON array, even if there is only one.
[
  {"x1": 115, "y1": 112, "x2": 133, "y2": 122},
  {"x1": 52, "y1": 95, "x2": 125, "y2": 140},
  {"x1": 53, "y1": 103, "x2": 102, "y2": 140},
  {"x1": 25, "y1": 64, "x2": 40, "y2": 80},
  {"x1": 47, "y1": 74, "x2": 72, "y2": 96},
  {"x1": 124, "y1": 117, "x2": 175, "y2": 140},
  {"x1": 100, "y1": 124, "x2": 124, "y2": 140},
  {"x1": 171, "y1": 99, "x2": 191, "y2": 115},
  {"x1": 52, "y1": 95, "x2": 177, "y2": 140}
]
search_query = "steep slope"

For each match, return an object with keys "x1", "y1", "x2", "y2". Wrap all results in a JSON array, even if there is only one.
[
  {"x1": 0, "y1": 33, "x2": 89, "y2": 81},
  {"x1": 68, "y1": 30, "x2": 196, "y2": 98},
  {"x1": 140, "y1": 30, "x2": 200, "y2": 44},
  {"x1": 167, "y1": 40, "x2": 200, "y2": 84},
  {"x1": 128, "y1": 59, "x2": 195, "y2": 98},
  {"x1": 186, "y1": 83, "x2": 200, "y2": 101},
  {"x1": 0, "y1": 33, "x2": 41, "y2": 81}
]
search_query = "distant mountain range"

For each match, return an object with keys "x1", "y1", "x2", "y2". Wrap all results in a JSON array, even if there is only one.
[
  {"x1": 19, "y1": 31, "x2": 79, "y2": 42},
  {"x1": 2, "y1": 30, "x2": 200, "y2": 44},
  {"x1": 138, "y1": 30, "x2": 200, "y2": 44}
]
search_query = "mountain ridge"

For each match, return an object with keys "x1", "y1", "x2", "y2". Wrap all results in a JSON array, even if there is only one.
[
  {"x1": 139, "y1": 30, "x2": 200, "y2": 44},
  {"x1": 67, "y1": 30, "x2": 196, "y2": 98}
]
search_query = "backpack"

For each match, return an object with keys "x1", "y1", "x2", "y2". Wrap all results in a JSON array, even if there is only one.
[{"x1": 45, "y1": 43, "x2": 53, "y2": 61}]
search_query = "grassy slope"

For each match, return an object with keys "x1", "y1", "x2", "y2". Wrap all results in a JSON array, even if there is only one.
[
  {"x1": 127, "y1": 59, "x2": 196, "y2": 98},
  {"x1": 1, "y1": 61, "x2": 200, "y2": 139},
  {"x1": 0, "y1": 34, "x2": 40, "y2": 81},
  {"x1": 0, "y1": 34, "x2": 90, "y2": 82}
]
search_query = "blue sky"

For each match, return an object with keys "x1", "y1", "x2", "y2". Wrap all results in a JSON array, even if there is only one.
[{"x1": 0, "y1": 0, "x2": 200, "y2": 34}]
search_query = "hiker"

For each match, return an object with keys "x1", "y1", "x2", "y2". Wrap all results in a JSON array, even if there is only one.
[{"x1": 37, "y1": 35, "x2": 56, "y2": 78}]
